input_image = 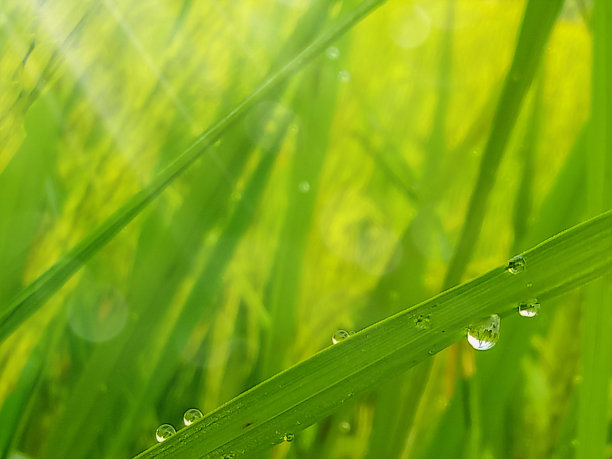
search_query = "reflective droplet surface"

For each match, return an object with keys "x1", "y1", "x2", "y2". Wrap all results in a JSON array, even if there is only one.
[
  {"x1": 326, "y1": 46, "x2": 340, "y2": 60},
  {"x1": 332, "y1": 329, "x2": 350, "y2": 344},
  {"x1": 183, "y1": 408, "x2": 203, "y2": 426},
  {"x1": 507, "y1": 255, "x2": 526, "y2": 274},
  {"x1": 338, "y1": 70, "x2": 351, "y2": 83},
  {"x1": 467, "y1": 314, "x2": 500, "y2": 351},
  {"x1": 518, "y1": 299, "x2": 540, "y2": 318},
  {"x1": 155, "y1": 424, "x2": 176, "y2": 442},
  {"x1": 283, "y1": 433, "x2": 295, "y2": 442},
  {"x1": 414, "y1": 314, "x2": 431, "y2": 330}
]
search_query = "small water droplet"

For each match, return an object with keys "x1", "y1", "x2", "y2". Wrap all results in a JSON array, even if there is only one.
[
  {"x1": 183, "y1": 408, "x2": 203, "y2": 426},
  {"x1": 338, "y1": 70, "x2": 351, "y2": 83},
  {"x1": 332, "y1": 329, "x2": 350, "y2": 344},
  {"x1": 467, "y1": 314, "x2": 500, "y2": 351},
  {"x1": 223, "y1": 454, "x2": 235, "y2": 459},
  {"x1": 427, "y1": 349, "x2": 435, "y2": 355},
  {"x1": 155, "y1": 424, "x2": 176, "y2": 442},
  {"x1": 326, "y1": 46, "x2": 340, "y2": 60},
  {"x1": 526, "y1": 281, "x2": 533, "y2": 288},
  {"x1": 518, "y1": 299, "x2": 540, "y2": 318},
  {"x1": 283, "y1": 433, "x2": 294, "y2": 442},
  {"x1": 230, "y1": 191, "x2": 242, "y2": 202},
  {"x1": 414, "y1": 314, "x2": 431, "y2": 330},
  {"x1": 338, "y1": 421, "x2": 351, "y2": 433},
  {"x1": 298, "y1": 181, "x2": 310, "y2": 193},
  {"x1": 507, "y1": 255, "x2": 526, "y2": 274}
]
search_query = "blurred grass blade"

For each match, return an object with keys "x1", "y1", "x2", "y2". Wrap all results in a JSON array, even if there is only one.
[
  {"x1": 443, "y1": 0, "x2": 564, "y2": 288},
  {"x1": 135, "y1": 209, "x2": 612, "y2": 459},
  {"x1": 0, "y1": 0, "x2": 388, "y2": 344},
  {"x1": 576, "y1": 0, "x2": 612, "y2": 456}
]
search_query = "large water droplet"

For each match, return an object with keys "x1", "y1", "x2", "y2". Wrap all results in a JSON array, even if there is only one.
[
  {"x1": 183, "y1": 408, "x2": 203, "y2": 426},
  {"x1": 507, "y1": 255, "x2": 526, "y2": 274},
  {"x1": 467, "y1": 314, "x2": 500, "y2": 351},
  {"x1": 518, "y1": 299, "x2": 540, "y2": 318},
  {"x1": 283, "y1": 433, "x2": 295, "y2": 442},
  {"x1": 332, "y1": 329, "x2": 350, "y2": 344},
  {"x1": 155, "y1": 424, "x2": 176, "y2": 442}
]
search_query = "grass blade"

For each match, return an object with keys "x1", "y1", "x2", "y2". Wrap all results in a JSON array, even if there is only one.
[
  {"x1": 443, "y1": 0, "x2": 564, "y2": 288},
  {"x1": 135, "y1": 209, "x2": 612, "y2": 459},
  {"x1": 576, "y1": 0, "x2": 612, "y2": 456}
]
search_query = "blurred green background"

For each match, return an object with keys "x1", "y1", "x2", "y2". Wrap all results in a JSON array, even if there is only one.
[{"x1": 0, "y1": 0, "x2": 605, "y2": 458}]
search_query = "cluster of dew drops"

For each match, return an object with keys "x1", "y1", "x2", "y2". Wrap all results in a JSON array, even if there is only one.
[
  {"x1": 155, "y1": 408, "x2": 203, "y2": 443},
  {"x1": 467, "y1": 255, "x2": 540, "y2": 351},
  {"x1": 155, "y1": 407, "x2": 296, "y2": 454},
  {"x1": 154, "y1": 257, "x2": 538, "y2": 450}
]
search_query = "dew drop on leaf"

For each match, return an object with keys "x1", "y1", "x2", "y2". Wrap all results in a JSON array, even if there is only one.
[
  {"x1": 332, "y1": 329, "x2": 350, "y2": 344},
  {"x1": 183, "y1": 408, "x2": 203, "y2": 426},
  {"x1": 518, "y1": 299, "x2": 540, "y2": 318},
  {"x1": 283, "y1": 433, "x2": 295, "y2": 442},
  {"x1": 155, "y1": 424, "x2": 176, "y2": 442},
  {"x1": 414, "y1": 314, "x2": 431, "y2": 330},
  {"x1": 507, "y1": 255, "x2": 526, "y2": 274},
  {"x1": 467, "y1": 314, "x2": 500, "y2": 351}
]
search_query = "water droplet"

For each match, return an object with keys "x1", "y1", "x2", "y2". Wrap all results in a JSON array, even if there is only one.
[
  {"x1": 507, "y1": 255, "x2": 526, "y2": 274},
  {"x1": 283, "y1": 433, "x2": 294, "y2": 442},
  {"x1": 183, "y1": 408, "x2": 203, "y2": 426},
  {"x1": 155, "y1": 424, "x2": 176, "y2": 442},
  {"x1": 338, "y1": 421, "x2": 351, "y2": 433},
  {"x1": 223, "y1": 454, "x2": 235, "y2": 459},
  {"x1": 518, "y1": 299, "x2": 540, "y2": 318},
  {"x1": 298, "y1": 181, "x2": 310, "y2": 193},
  {"x1": 414, "y1": 314, "x2": 431, "y2": 330},
  {"x1": 338, "y1": 70, "x2": 351, "y2": 83},
  {"x1": 526, "y1": 281, "x2": 533, "y2": 288},
  {"x1": 427, "y1": 349, "x2": 435, "y2": 355},
  {"x1": 467, "y1": 314, "x2": 500, "y2": 351},
  {"x1": 326, "y1": 46, "x2": 340, "y2": 60},
  {"x1": 332, "y1": 329, "x2": 350, "y2": 344}
]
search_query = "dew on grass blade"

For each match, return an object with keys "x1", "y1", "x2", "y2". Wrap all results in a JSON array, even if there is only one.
[
  {"x1": 326, "y1": 46, "x2": 340, "y2": 60},
  {"x1": 518, "y1": 299, "x2": 540, "y2": 318},
  {"x1": 183, "y1": 408, "x2": 203, "y2": 426},
  {"x1": 283, "y1": 433, "x2": 295, "y2": 442},
  {"x1": 467, "y1": 314, "x2": 500, "y2": 351},
  {"x1": 332, "y1": 329, "x2": 350, "y2": 344},
  {"x1": 507, "y1": 255, "x2": 526, "y2": 274},
  {"x1": 155, "y1": 424, "x2": 176, "y2": 442},
  {"x1": 414, "y1": 314, "x2": 431, "y2": 330}
]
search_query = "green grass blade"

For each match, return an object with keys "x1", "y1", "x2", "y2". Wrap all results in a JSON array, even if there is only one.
[
  {"x1": 443, "y1": 0, "x2": 564, "y2": 288},
  {"x1": 0, "y1": 0, "x2": 388, "y2": 344},
  {"x1": 135, "y1": 209, "x2": 612, "y2": 459},
  {"x1": 576, "y1": 0, "x2": 612, "y2": 456}
]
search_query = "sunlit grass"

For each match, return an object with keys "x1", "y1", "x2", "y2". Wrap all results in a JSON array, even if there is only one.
[{"x1": 0, "y1": 0, "x2": 609, "y2": 458}]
